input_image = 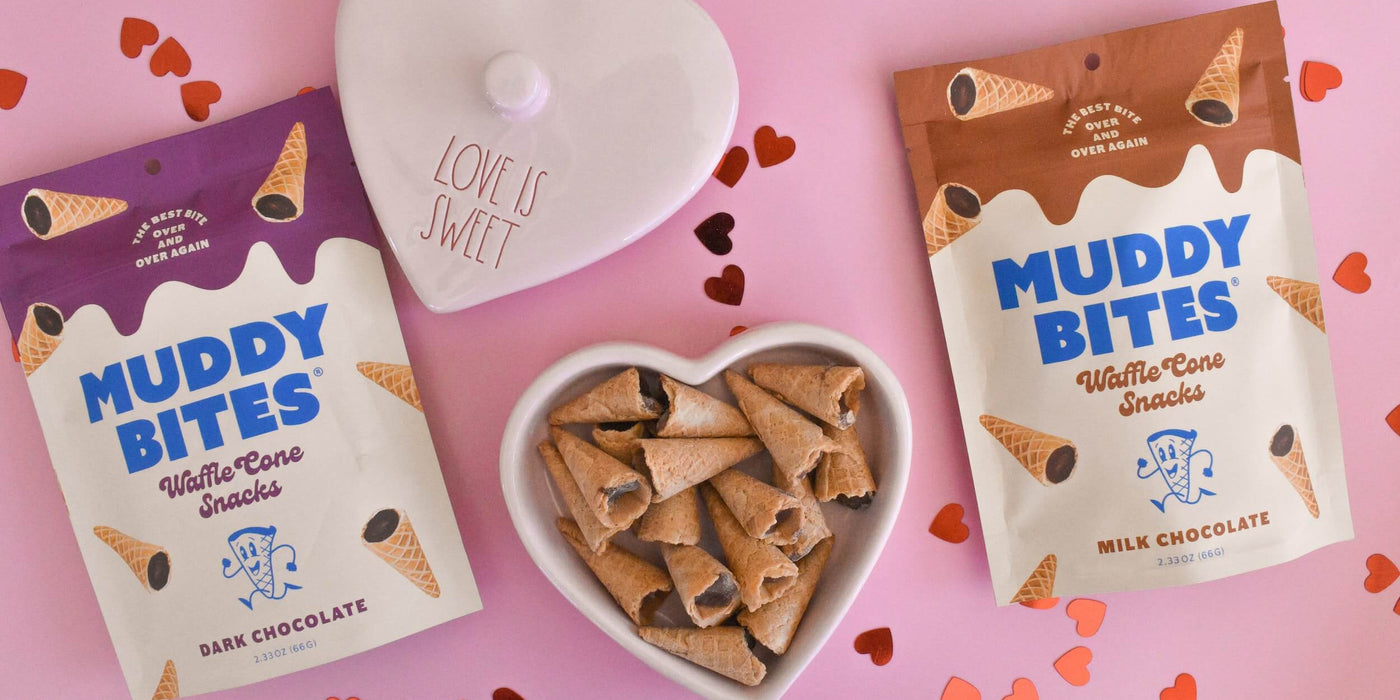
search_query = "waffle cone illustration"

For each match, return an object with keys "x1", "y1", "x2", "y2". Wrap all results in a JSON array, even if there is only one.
[
  {"x1": 923, "y1": 183, "x2": 983, "y2": 256},
  {"x1": 979, "y1": 414, "x2": 1078, "y2": 485},
  {"x1": 1266, "y1": 275, "x2": 1326, "y2": 333},
  {"x1": 738, "y1": 537, "x2": 832, "y2": 654},
  {"x1": 549, "y1": 367, "x2": 663, "y2": 425},
  {"x1": 1186, "y1": 28, "x2": 1245, "y2": 127},
  {"x1": 638, "y1": 625, "x2": 767, "y2": 687},
  {"x1": 362, "y1": 508, "x2": 440, "y2": 597},
  {"x1": 946, "y1": 67, "x2": 1054, "y2": 121},
  {"x1": 1011, "y1": 554, "x2": 1058, "y2": 603},
  {"x1": 551, "y1": 427, "x2": 652, "y2": 529},
  {"x1": 93, "y1": 525, "x2": 171, "y2": 592},
  {"x1": 540, "y1": 441, "x2": 623, "y2": 553},
  {"x1": 635, "y1": 486, "x2": 702, "y2": 545},
  {"x1": 592, "y1": 421, "x2": 647, "y2": 463},
  {"x1": 252, "y1": 122, "x2": 308, "y2": 222},
  {"x1": 1269, "y1": 424, "x2": 1320, "y2": 518},
  {"x1": 701, "y1": 483, "x2": 798, "y2": 611},
  {"x1": 558, "y1": 519, "x2": 672, "y2": 626},
  {"x1": 636, "y1": 436, "x2": 764, "y2": 502},
  {"x1": 662, "y1": 543, "x2": 742, "y2": 628},
  {"x1": 655, "y1": 375, "x2": 754, "y2": 438},
  {"x1": 710, "y1": 468, "x2": 804, "y2": 546},
  {"x1": 815, "y1": 423, "x2": 877, "y2": 508},
  {"x1": 22, "y1": 188, "x2": 128, "y2": 239},
  {"x1": 356, "y1": 361, "x2": 422, "y2": 411},
  {"x1": 724, "y1": 370, "x2": 835, "y2": 482},
  {"x1": 777, "y1": 470, "x2": 832, "y2": 561},
  {"x1": 18, "y1": 302, "x2": 64, "y2": 376},
  {"x1": 748, "y1": 363, "x2": 865, "y2": 429},
  {"x1": 150, "y1": 659, "x2": 179, "y2": 700}
]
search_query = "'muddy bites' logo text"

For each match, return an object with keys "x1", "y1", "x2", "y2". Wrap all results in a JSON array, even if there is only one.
[
  {"x1": 992, "y1": 215, "x2": 1249, "y2": 364},
  {"x1": 78, "y1": 304, "x2": 328, "y2": 473}
]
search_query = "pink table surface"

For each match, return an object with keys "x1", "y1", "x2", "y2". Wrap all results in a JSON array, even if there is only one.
[{"x1": 1, "y1": 1, "x2": 1397, "y2": 698}]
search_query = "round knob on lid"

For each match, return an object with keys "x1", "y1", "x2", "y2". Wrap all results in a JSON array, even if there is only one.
[{"x1": 483, "y1": 51, "x2": 549, "y2": 119}]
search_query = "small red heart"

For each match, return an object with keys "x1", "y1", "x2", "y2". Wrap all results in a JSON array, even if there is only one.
[
  {"x1": 1003, "y1": 678, "x2": 1038, "y2": 700},
  {"x1": 929, "y1": 503, "x2": 970, "y2": 543},
  {"x1": 1388, "y1": 405, "x2": 1400, "y2": 437},
  {"x1": 493, "y1": 689, "x2": 525, "y2": 700},
  {"x1": 298, "y1": 86, "x2": 316, "y2": 96},
  {"x1": 1333, "y1": 252, "x2": 1371, "y2": 293},
  {"x1": 150, "y1": 37, "x2": 192, "y2": 78},
  {"x1": 0, "y1": 69, "x2": 26, "y2": 110},
  {"x1": 1300, "y1": 61, "x2": 1342, "y2": 102},
  {"x1": 729, "y1": 325, "x2": 748, "y2": 336},
  {"x1": 853, "y1": 627, "x2": 893, "y2": 666},
  {"x1": 120, "y1": 18, "x2": 159, "y2": 59},
  {"x1": 1019, "y1": 597, "x2": 1059, "y2": 610},
  {"x1": 181, "y1": 80, "x2": 221, "y2": 122},
  {"x1": 1053, "y1": 646, "x2": 1092, "y2": 686},
  {"x1": 941, "y1": 676, "x2": 980, "y2": 700},
  {"x1": 704, "y1": 264, "x2": 745, "y2": 306},
  {"x1": 1065, "y1": 598, "x2": 1106, "y2": 637},
  {"x1": 695, "y1": 212, "x2": 735, "y2": 255},
  {"x1": 754, "y1": 126, "x2": 796, "y2": 168},
  {"x1": 713, "y1": 146, "x2": 748, "y2": 187},
  {"x1": 1365, "y1": 554, "x2": 1399, "y2": 593},
  {"x1": 1160, "y1": 673, "x2": 1197, "y2": 700}
]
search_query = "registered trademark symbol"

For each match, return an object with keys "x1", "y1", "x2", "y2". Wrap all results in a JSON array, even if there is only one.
[
  {"x1": 313, "y1": 367, "x2": 323, "y2": 377},
  {"x1": 1230, "y1": 277, "x2": 1239, "y2": 286}
]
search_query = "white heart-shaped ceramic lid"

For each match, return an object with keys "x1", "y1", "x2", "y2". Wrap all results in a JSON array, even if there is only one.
[
  {"x1": 499, "y1": 324, "x2": 913, "y2": 698},
  {"x1": 335, "y1": 0, "x2": 739, "y2": 312}
]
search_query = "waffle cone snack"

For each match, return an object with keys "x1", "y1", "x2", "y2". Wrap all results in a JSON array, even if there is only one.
[
  {"x1": 635, "y1": 486, "x2": 702, "y2": 545},
  {"x1": 979, "y1": 414, "x2": 1077, "y2": 485},
  {"x1": 551, "y1": 427, "x2": 652, "y2": 529},
  {"x1": 540, "y1": 441, "x2": 623, "y2": 552},
  {"x1": 1270, "y1": 424, "x2": 1320, "y2": 518},
  {"x1": 558, "y1": 518, "x2": 672, "y2": 625},
  {"x1": 710, "y1": 468, "x2": 804, "y2": 546},
  {"x1": 1186, "y1": 28, "x2": 1245, "y2": 127},
  {"x1": 252, "y1": 122, "x2": 308, "y2": 222},
  {"x1": 592, "y1": 421, "x2": 647, "y2": 463},
  {"x1": 923, "y1": 183, "x2": 983, "y2": 256},
  {"x1": 662, "y1": 543, "x2": 742, "y2": 627},
  {"x1": 738, "y1": 537, "x2": 832, "y2": 654},
  {"x1": 361, "y1": 508, "x2": 440, "y2": 597},
  {"x1": 18, "y1": 302, "x2": 64, "y2": 376},
  {"x1": 356, "y1": 361, "x2": 422, "y2": 411},
  {"x1": 777, "y1": 471, "x2": 832, "y2": 561},
  {"x1": 549, "y1": 367, "x2": 663, "y2": 425},
  {"x1": 815, "y1": 424, "x2": 878, "y2": 508},
  {"x1": 748, "y1": 363, "x2": 865, "y2": 430},
  {"x1": 638, "y1": 625, "x2": 767, "y2": 687},
  {"x1": 702, "y1": 483, "x2": 798, "y2": 611},
  {"x1": 946, "y1": 67, "x2": 1054, "y2": 121},
  {"x1": 22, "y1": 188, "x2": 128, "y2": 239},
  {"x1": 655, "y1": 375, "x2": 754, "y2": 438},
  {"x1": 1267, "y1": 275, "x2": 1325, "y2": 333},
  {"x1": 1011, "y1": 554, "x2": 1058, "y2": 603},
  {"x1": 150, "y1": 659, "x2": 179, "y2": 700},
  {"x1": 636, "y1": 437, "x2": 764, "y2": 502},
  {"x1": 725, "y1": 370, "x2": 835, "y2": 482},
  {"x1": 93, "y1": 525, "x2": 171, "y2": 592}
]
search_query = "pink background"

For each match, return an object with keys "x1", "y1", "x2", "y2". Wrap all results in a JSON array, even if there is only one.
[{"x1": 1, "y1": 0, "x2": 1397, "y2": 697}]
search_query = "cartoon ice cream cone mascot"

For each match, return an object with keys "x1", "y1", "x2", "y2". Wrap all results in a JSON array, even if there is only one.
[
  {"x1": 1137, "y1": 428, "x2": 1215, "y2": 513},
  {"x1": 222, "y1": 526, "x2": 300, "y2": 609}
]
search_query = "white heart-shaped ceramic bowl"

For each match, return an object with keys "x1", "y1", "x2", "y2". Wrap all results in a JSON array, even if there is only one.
[{"x1": 500, "y1": 323, "x2": 912, "y2": 699}]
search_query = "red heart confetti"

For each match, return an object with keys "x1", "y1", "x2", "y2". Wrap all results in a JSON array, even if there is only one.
[
  {"x1": 1054, "y1": 646, "x2": 1092, "y2": 686},
  {"x1": 145, "y1": 159, "x2": 162, "y2": 176},
  {"x1": 1365, "y1": 554, "x2": 1399, "y2": 593},
  {"x1": 754, "y1": 126, "x2": 796, "y2": 168},
  {"x1": 704, "y1": 265, "x2": 745, "y2": 306},
  {"x1": 150, "y1": 37, "x2": 192, "y2": 78},
  {"x1": 120, "y1": 17, "x2": 159, "y2": 59},
  {"x1": 1003, "y1": 678, "x2": 1038, "y2": 700},
  {"x1": 0, "y1": 69, "x2": 26, "y2": 110},
  {"x1": 941, "y1": 676, "x2": 980, "y2": 700},
  {"x1": 11, "y1": 337, "x2": 20, "y2": 363},
  {"x1": 1019, "y1": 597, "x2": 1059, "y2": 610},
  {"x1": 1066, "y1": 598, "x2": 1106, "y2": 637},
  {"x1": 713, "y1": 146, "x2": 749, "y2": 188},
  {"x1": 853, "y1": 627, "x2": 893, "y2": 666},
  {"x1": 729, "y1": 325, "x2": 748, "y2": 336},
  {"x1": 1300, "y1": 61, "x2": 1342, "y2": 102},
  {"x1": 1333, "y1": 252, "x2": 1371, "y2": 293},
  {"x1": 181, "y1": 80, "x2": 221, "y2": 122},
  {"x1": 1388, "y1": 405, "x2": 1400, "y2": 438},
  {"x1": 929, "y1": 503, "x2": 970, "y2": 543},
  {"x1": 298, "y1": 86, "x2": 316, "y2": 96},
  {"x1": 493, "y1": 689, "x2": 525, "y2": 700},
  {"x1": 695, "y1": 212, "x2": 736, "y2": 255},
  {"x1": 1160, "y1": 673, "x2": 1197, "y2": 700}
]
